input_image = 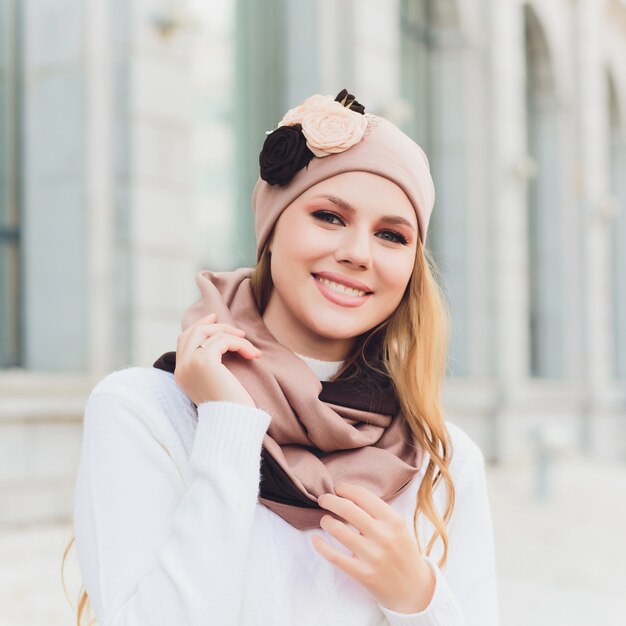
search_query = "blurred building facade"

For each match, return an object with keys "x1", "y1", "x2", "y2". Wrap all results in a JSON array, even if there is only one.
[{"x1": 1, "y1": 0, "x2": 625, "y2": 524}]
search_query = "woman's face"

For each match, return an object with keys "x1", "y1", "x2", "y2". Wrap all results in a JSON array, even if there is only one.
[{"x1": 263, "y1": 171, "x2": 419, "y2": 360}]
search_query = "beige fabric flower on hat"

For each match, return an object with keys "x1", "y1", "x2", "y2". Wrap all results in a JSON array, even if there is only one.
[
  {"x1": 300, "y1": 99, "x2": 369, "y2": 157},
  {"x1": 276, "y1": 93, "x2": 369, "y2": 158}
]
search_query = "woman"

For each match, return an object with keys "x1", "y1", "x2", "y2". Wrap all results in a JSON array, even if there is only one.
[{"x1": 65, "y1": 89, "x2": 499, "y2": 625}]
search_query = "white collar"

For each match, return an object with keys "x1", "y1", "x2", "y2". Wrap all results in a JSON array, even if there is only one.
[{"x1": 295, "y1": 353, "x2": 344, "y2": 382}]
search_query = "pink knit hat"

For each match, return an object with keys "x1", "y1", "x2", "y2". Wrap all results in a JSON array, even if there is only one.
[{"x1": 252, "y1": 89, "x2": 435, "y2": 261}]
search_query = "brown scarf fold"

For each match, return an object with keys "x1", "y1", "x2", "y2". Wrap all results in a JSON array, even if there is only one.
[{"x1": 153, "y1": 268, "x2": 423, "y2": 530}]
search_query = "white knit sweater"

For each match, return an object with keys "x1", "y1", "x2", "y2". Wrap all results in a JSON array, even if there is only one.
[{"x1": 73, "y1": 357, "x2": 499, "y2": 626}]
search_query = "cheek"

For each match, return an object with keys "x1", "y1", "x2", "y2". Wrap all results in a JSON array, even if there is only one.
[
  {"x1": 377, "y1": 253, "x2": 414, "y2": 295},
  {"x1": 273, "y1": 224, "x2": 335, "y2": 267},
  {"x1": 269, "y1": 237, "x2": 318, "y2": 298}
]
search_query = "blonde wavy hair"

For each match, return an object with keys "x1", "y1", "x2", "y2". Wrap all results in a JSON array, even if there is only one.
[{"x1": 62, "y1": 231, "x2": 455, "y2": 625}]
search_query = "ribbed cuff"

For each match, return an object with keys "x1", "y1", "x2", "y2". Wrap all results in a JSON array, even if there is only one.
[
  {"x1": 190, "y1": 401, "x2": 271, "y2": 473},
  {"x1": 378, "y1": 556, "x2": 464, "y2": 626}
]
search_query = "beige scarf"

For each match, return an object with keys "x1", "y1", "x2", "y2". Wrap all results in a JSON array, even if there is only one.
[{"x1": 153, "y1": 268, "x2": 424, "y2": 530}]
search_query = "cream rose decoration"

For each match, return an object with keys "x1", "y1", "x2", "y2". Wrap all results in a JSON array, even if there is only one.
[
  {"x1": 300, "y1": 99, "x2": 369, "y2": 157},
  {"x1": 277, "y1": 94, "x2": 332, "y2": 127}
]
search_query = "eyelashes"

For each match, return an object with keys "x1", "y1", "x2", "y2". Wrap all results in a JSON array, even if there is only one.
[
  {"x1": 311, "y1": 210, "x2": 409, "y2": 245},
  {"x1": 312, "y1": 210, "x2": 343, "y2": 226}
]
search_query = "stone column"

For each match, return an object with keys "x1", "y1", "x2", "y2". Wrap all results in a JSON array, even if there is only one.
[
  {"x1": 123, "y1": 0, "x2": 198, "y2": 367},
  {"x1": 576, "y1": 0, "x2": 624, "y2": 459},
  {"x1": 489, "y1": 0, "x2": 531, "y2": 461}
]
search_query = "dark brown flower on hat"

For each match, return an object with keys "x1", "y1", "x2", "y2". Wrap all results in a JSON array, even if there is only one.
[
  {"x1": 259, "y1": 123, "x2": 315, "y2": 186},
  {"x1": 335, "y1": 89, "x2": 365, "y2": 115}
]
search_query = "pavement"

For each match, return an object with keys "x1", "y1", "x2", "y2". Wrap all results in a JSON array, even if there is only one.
[
  {"x1": 1, "y1": 454, "x2": 625, "y2": 626},
  {"x1": 487, "y1": 453, "x2": 626, "y2": 625}
]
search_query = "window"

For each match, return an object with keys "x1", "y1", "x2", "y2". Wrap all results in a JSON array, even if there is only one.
[
  {"x1": 0, "y1": 0, "x2": 21, "y2": 368},
  {"x1": 400, "y1": 0, "x2": 471, "y2": 377}
]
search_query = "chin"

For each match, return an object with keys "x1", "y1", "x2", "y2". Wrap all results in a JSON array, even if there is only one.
[{"x1": 308, "y1": 317, "x2": 369, "y2": 341}]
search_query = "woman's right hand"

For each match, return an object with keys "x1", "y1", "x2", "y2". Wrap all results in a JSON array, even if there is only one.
[{"x1": 174, "y1": 313, "x2": 261, "y2": 408}]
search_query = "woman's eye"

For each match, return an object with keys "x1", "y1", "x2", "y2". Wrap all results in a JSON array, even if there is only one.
[
  {"x1": 312, "y1": 210, "x2": 408, "y2": 245},
  {"x1": 312, "y1": 210, "x2": 344, "y2": 225},
  {"x1": 377, "y1": 230, "x2": 408, "y2": 245}
]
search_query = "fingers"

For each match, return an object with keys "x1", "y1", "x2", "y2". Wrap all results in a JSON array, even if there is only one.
[
  {"x1": 318, "y1": 515, "x2": 373, "y2": 561},
  {"x1": 318, "y1": 493, "x2": 377, "y2": 537},
  {"x1": 177, "y1": 313, "x2": 250, "y2": 353},
  {"x1": 334, "y1": 483, "x2": 403, "y2": 526},
  {"x1": 311, "y1": 534, "x2": 373, "y2": 583},
  {"x1": 213, "y1": 334, "x2": 261, "y2": 359},
  {"x1": 173, "y1": 312, "x2": 262, "y2": 407},
  {"x1": 199, "y1": 333, "x2": 262, "y2": 361},
  {"x1": 177, "y1": 316, "x2": 261, "y2": 366},
  {"x1": 202, "y1": 333, "x2": 261, "y2": 356},
  {"x1": 317, "y1": 486, "x2": 406, "y2": 560}
]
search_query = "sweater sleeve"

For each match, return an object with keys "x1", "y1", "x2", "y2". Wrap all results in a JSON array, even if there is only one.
[
  {"x1": 378, "y1": 446, "x2": 499, "y2": 626},
  {"x1": 73, "y1": 389, "x2": 271, "y2": 626}
]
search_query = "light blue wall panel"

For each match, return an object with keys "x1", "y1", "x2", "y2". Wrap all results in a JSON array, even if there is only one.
[
  {"x1": 0, "y1": 0, "x2": 21, "y2": 369},
  {"x1": 22, "y1": 0, "x2": 88, "y2": 371}
]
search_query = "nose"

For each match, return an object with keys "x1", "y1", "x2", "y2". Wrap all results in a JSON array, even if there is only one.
[{"x1": 333, "y1": 226, "x2": 372, "y2": 269}]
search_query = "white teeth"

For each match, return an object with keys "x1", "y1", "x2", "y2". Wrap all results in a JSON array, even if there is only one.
[{"x1": 316, "y1": 276, "x2": 367, "y2": 297}]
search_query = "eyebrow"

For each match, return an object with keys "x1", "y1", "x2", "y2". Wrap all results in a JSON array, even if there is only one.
[{"x1": 309, "y1": 194, "x2": 416, "y2": 232}]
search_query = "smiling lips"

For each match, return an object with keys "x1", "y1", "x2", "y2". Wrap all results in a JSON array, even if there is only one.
[{"x1": 312, "y1": 273, "x2": 373, "y2": 308}]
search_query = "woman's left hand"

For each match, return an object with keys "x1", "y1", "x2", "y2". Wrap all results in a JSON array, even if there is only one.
[{"x1": 312, "y1": 482, "x2": 436, "y2": 614}]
